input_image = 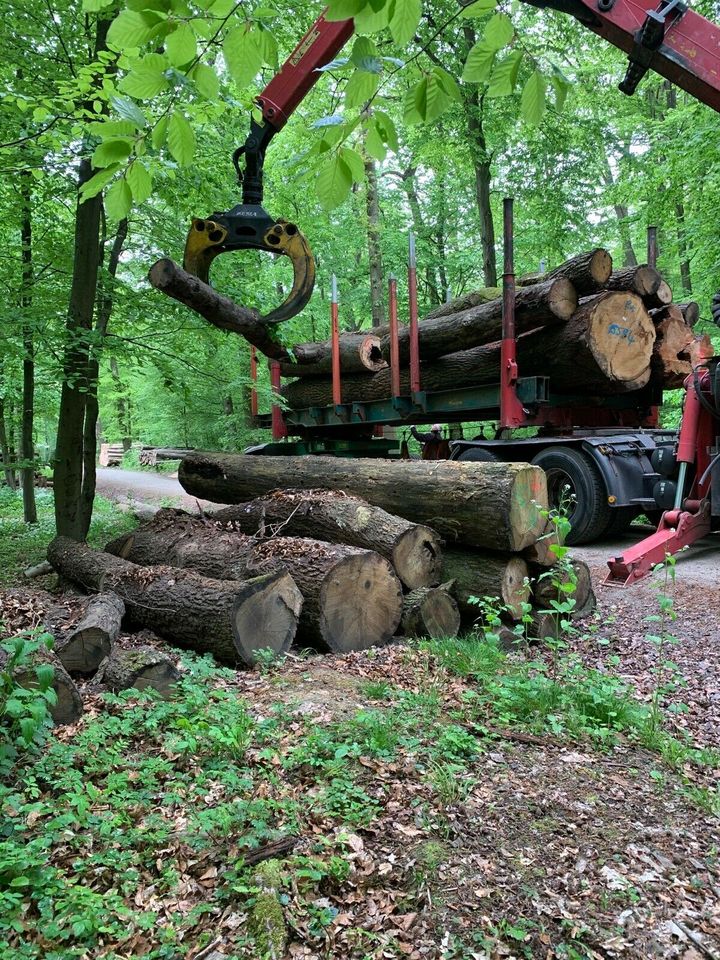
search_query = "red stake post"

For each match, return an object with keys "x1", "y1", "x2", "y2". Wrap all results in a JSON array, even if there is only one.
[
  {"x1": 388, "y1": 273, "x2": 401, "y2": 400},
  {"x1": 270, "y1": 360, "x2": 287, "y2": 440},
  {"x1": 499, "y1": 197, "x2": 525, "y2": 429},
  {"x1": 249, "y1": 345, "x2": 258, "y2": 417},
  {"x1": 407, "y1": 232, "x2": 421, "y2": 395},
  {"x1": 330, "y1": 273, "x2": 341, "y2": 407}
]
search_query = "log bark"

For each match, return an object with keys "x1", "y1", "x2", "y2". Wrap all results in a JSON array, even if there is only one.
[
  {"x1": 378, "y1": 278, "x2": 577, "y2": 364},
  {"x1": 178, "y1": 454, "x2": 549, "y2": 553},
  {"x1": 2, "y1": 645, "x2": 83, "y2": 725},
  {"x1": 531, "y1": 559, "x2": 592, "y2": 611},
  {"x1": 209, "y1": 490, "x2": 443, "y2": 590},
  {"x1": 106, "y1": 516, "x2": 402, "y2": 653},
  {"x1": 56, "y1": 592, "x2": 125, "y2": 674},
  {"x1": 519, "y1": 249, "x2": 612, "y2": 296},
  {"x1": 278, "y1": 333, "x2": 387, "y2": 377},
  {"x1": 424, "y1": 288, "x2": 501, "y2": 319},
  {"x1": 528, "y1": 610, "x2": 561, "y2": 642},
  {"x1": 677, "y1": 302, "x2": 700, "y2": 327},
  {"x1": 47, "y1": 536, "x2": 302, "y2": 668},
  {"x1": 442, "y1": 548, "x2": 530, "y2": 621},
  {"x1": 522, "y1": 520, "x2": 562, "y2": 567},
  {"x1": 401, "y1": 583, "x2": 460, "y2": 638},
  {"x1": 103, "y1": 645, "x2": 180, "y2": 696},
  {"x1": 284, "y1": 292, "x2": 655, "y2": 405},
  {"x1": 602, "y1": 265, "x2": 661, "y2": 297}
]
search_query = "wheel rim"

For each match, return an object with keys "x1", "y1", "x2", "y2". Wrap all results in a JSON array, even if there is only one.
[{"x1": 544, "y1": 467, "x2": 580, "y2": 524}]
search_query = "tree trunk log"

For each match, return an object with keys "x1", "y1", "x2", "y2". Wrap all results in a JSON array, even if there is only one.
[
  {"x1": 531, "y1": 559, "x2": 592, "y2": 610},
  {"x1": 285, "y1": 292, "x2": 655, "y2": 405},
  {"x1": 106, "y1": 516, "x2": 402, "y2": 653},
  {"x1": 651, "y1": 306, "x2": 695, "y2": 388},
  {"x1": 277, "y1": 333, "x2": 386, "y2": 377},
  {"x1": 401, "y1": 583, "x2": 461, "y2": 638},
  {"x1": 522, "y1": 520, "x2": 562, "y2": 567},
  {"x1": 3, "y1": 645, "x2": 83, "y2": 725},
  {"x1": 643, "y1": 279, "x2": 673, "y2": 309},
  {"x1": 519, "y1": 249, "x2": 612, "y2": 296},
  {"x1": 178, "y1": 454, "x2": 548, "y2": 552},
  {"x1": 103, "y1": 644, "x2": 179, "y2": 696},
  {"x1": 442, "y1": 548, "x2": 530, "y2": 621},
  {"x1": 209, "y1": 490, "x2": 442, "y2": 589},
  {"x1": 47, "y1": 536, "x2": 302, "y2": 668},
  {"x1": 602, "y1": 265, "x2": 661, "y2": 297},
  {"x1": 424, "y1": 288, "x2": 501, "y2": 319},
  {"x1": 378, "y1": 278, "x2": 577, "y2": 364},
  {"x1": 528, "y1": 610, "x2": 561, "y2": 642},
  {"x1": 677, "y1": 301, "x2": 700, "y2": 327},
  {"x1": 56, "y1": 593, "x2": 125, "y2": 674}
]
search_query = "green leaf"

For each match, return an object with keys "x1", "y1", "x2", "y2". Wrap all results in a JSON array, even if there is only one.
[
  {"x1": 316, "y1": 154, "x2": 352, "y2": 210},
  {"x1": 4, "y1": 698, "x2": 24, "y2": 718},
  {"x1": 403, "y1": 83, "x2": 423, "y2": 124},
  {"x1": 107, "y1": 10, "x2": 158, "y2": 49},
  {"x1": 374, "y1": 109, "x2": 398, "y2": 150},
  {"x1": 152, "y1": 115, "x2": 169, "y2": 149},
  {"x1": 326, "y1": 0, "x2": 365, "y2": 20},
  {"x1": 165, "y1": 23, "x2": 197, "y2": 67},
  {"x1": 126, "y1": 159, "x2": 153, "y2": 202},
  {"x1": 487, "y1": 50, "x2": 522, "y2": 97},
  {"x1": 19, "y1": 719, "x2": 36, "y2": 744},
  {"x1": 340, "y1": 145, "x2": 365, "y2": 181},
  {"x1": 484, "y1": 12, "x2": 514, "y2": 50},
  {"x1": 551, "y1": 73, "x2": 570, "y2": 110},
  {"x1": 432, "y1": 66, "x2": 461, "y2": 102},
  {"x1": 424, "y1": 73, "x2": 451, "y2": 122},
  {"x1": 462, "y1": 40, "x2": 496, "y2": 82},
  {"x1": 412, "y1": 76, "x2": 428, "y2": 121},
  {"x1": 167, "y1": 111, "x2": 196, "y2": 165},
  {"x1": 79, "y1": 164, "x2": 121, "y2": 200},
  {"x1": 460, "y1": 0, "x2": 497, "y2": 15},
  {"x1": 256, "y1": 28, "x2": 278, "y2": 69},
  {"x1": 110, "y1": 95, "x2": 147, "y2": 128},
  {"x1": 83, "y1": 0, "x2": 115, "y2": 10},
  {"x1": 105, "y1": 179, "x2": 133, "y2": 219},
  {"x1": 354, "y1": 3, "x2": 389, "y2": 33},
  {"x1": 521, "y1": 69, "x2": 546, "y2": 124},
  {"x1": 92, "y1": 137, "x2": 133, "y2": 169},
  {"x1": 223, "y1": 25, "x2": 262, "y2": 87},
  {"x1": 191, "y1": 63, "x2": 219, "y2": 99},
  {"x1": 350, "y1": 36, "x2": 382, "y2": 72},
  {"x1": 119, "y1": 53, "x2": 170, "y2": 98},
  {"x1": 88, "y1": 119, "x2": 138, "y2": 137},
  {"x1": 344, "y1": 69, "x2": 379, "y2": 108},
  {"x1": 389, "y1": 0, "x2": 421, "y2": 45},
  {"x1": 365, "y1": 119, "x2": 387, "y2": 161}
]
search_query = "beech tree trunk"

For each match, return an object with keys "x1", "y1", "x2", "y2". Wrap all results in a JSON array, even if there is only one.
[
  {"x1": 424, "y1": 288, "x2": 501, "y2": 320},
  {"x1": 19, "y1": 169, "x2": 37, "y2": 524},
  {"x1": 379, "y1": 278, "x2": 577, "y2": 364},
  {"x1": 643, "y1": 279, "x2": 673, "y2": 309},
  {"x1": 210, "y1": 490, "x2": 443, "y2": 590},
  {"x1": 602, "y1": 265, "x2": 661, "y2": 297},
  {"x1": 441, "y1": 548, "x2": 530, "y2": 621},
  {"x1": 56, "y1": 592, "x2": 124, "y2": 674},
  {"x1": 178, "y1": 454, "x2": 549, "y2": 552},
  {"x1": 401, "y1": 583, "x2": 460, "y2": 639},
  {"x1": 0, "y1": 394, "x2": 16, "y2": 489},
  {"x1": 107, "y1": 517, "x2": 402, "y2": 652},
  {"x1": 103, "y1": 645, "x2": 179, "y2": 696},
  {"x1": 278, "y1": 333, "x2": 386, "y2": 378},
  {"x1": 48, "y1": 536, "x2": 302, "y2": 667},
  {"x1": 518, "y1": 249, "x2": 612, "y2": 296}
]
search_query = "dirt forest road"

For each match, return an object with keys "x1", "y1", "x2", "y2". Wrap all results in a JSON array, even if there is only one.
[{"x1": 96, "y1": 467, "x2": 720, "y2": 746}]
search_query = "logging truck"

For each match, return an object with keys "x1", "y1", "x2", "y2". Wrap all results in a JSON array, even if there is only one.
[{"x1": 170, "y1": 2, "x2": 720, "y2": 578}]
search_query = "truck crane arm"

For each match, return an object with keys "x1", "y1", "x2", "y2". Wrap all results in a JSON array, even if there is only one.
[{"x1": 183, "y1": 0, "x2": 720, "y2": 323}]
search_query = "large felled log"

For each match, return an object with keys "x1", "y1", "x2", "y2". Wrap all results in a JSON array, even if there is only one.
[
  {"x1": 1, "y1": 644, "x2": 83, "y2": 725},
  {"x1": 603, "y1": 265, "x2": 661, "y2": 297},
  {"x1": 643, "y1": 279, "x2": 673, "y2": 310},
  {"x1": 55, "y1": 593, "x2": 125, "y2": 674},
  {"x1": 401, "y1": 583, "x2": 461, "y2": 638},
  {"x1": 210, "y1": 490, "x2": 442, "y2": 589},
  {"x1": 107, "y1": 516, "x2": 402, "y2": 652},
  {"x1": 378, "y1": 278, "x2": 577, "y2": 364},
  {"x1": 278, "y1": 333, "x2": 387, "y2": 377},
  {"x1": 285, "y1": 291, "x2": 655, "y2": 405},
  {"x1": 103, "y1": 645, "x2": 180, "y2": 696},
  {"x1": 651, "y1": 305, "x2": 695, "y2": 388},
  {"x1": 677, "y1": 301, "x2": 700, "y2": 327},
  {"x1": 47, "y1": 536, "x2": 302, "y2": 668},
  {"x1": 523, "y1": 520, "x2": 562, "y2": 567},
  {"x1": 531, "y1": 559, "x2": 593, "y2": 611},
  {"x1": 179, "y1": 454, "x2": 549, "y2": 552},
  {"x1": 519, "y1": 249, "x2": 612, "y2": 296},
  {"x1": 424, "y1": 288, "x2": 501, "y2": 319},
  {"x1": 442, "y1": 548, "x2": 530, "y2": 621}
]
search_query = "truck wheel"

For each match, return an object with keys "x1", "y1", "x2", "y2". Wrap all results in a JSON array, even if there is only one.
[
  {"x1": 602, "y1": 507, "x2": 638, "y2": 538},
  {"x1": 531, "y1": 448, "x2": 611, "y2": 545},
  {"x1": 456, "y1": 447, "x2": 498, "y2": 462}
]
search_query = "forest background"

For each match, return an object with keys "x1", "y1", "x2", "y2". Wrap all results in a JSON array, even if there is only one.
[{"x1": 1, "y1": 0, "x2": 719, "y2": 537}]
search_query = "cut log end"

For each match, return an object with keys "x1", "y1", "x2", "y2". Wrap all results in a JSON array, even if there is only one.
[
  {"x1": 547, "y1": 277, "x2": 578, "y2": 320},
  {"x1": 588, "y1": 248, "x2": 613, "y2": 286},
  {"x1": 503, "y1": 557, "x2": 531, "y2": 619},
  {"x1": 392, "y1": 525, "x2": 443, "y2": 590},
  {"x1": 104, "y1": 645, "x2": 180, "y2": 697},
  {"x1": 508, "y1": 465, "x2": 549, "y2": 551},
  {"x1": 584, "y1": 292, "x2": 656, "y2": 384},
  {"x1": 402, "y1": 585, "x2": 461, "y2": 639},
  {"x1": 232, "y1": 570, "x2": 304, "y2": 666},
  {"x1": 57, "y1": 628, "x2": 112, "y2": 674},
  {"x1": 318, "y1": 553, "x2": 402, "y2": 653}
]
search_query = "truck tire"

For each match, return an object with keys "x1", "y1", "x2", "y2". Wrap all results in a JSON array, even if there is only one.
[
  {"x1": 455, "y1": 447, "x2": 498, "y2": 462},
  {"x1": 601, "y1": 506, "x2": 638, "y2": 538},
  {"x1": 531, "y1": 447, "x2": 611, "y2": 545}
]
